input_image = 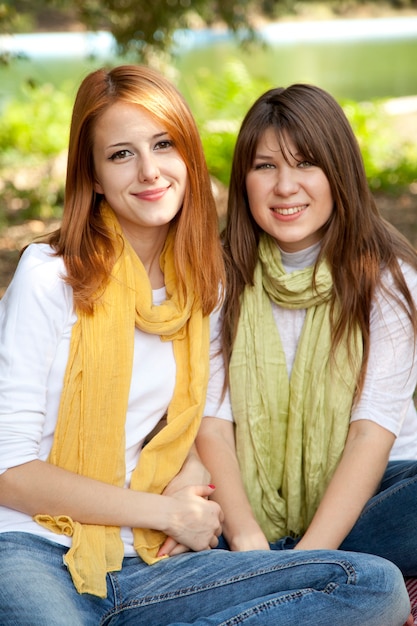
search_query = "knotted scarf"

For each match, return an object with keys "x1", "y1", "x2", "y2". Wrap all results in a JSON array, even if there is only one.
[
  {"x1": 230, "y1": 233, "x2": 362, "y2": 542},
  {"x1": 34, "y1": 204, "x2": 210, "y2": 597}
]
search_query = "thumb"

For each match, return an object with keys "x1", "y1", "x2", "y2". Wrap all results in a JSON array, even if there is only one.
[{"x1": 193, "y1": 484, "x2": 216, "y2": 499}]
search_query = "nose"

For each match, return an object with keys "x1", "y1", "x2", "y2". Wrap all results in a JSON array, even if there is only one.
[
  {"x1": 273, "y1": 165, "x2": 299, "y2": 196},
  {"x1": 138, "y1": 153, "x2": 160, "y2": 183}
]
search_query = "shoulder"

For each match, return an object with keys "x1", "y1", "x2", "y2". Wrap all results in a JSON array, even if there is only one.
[
  {"x1": 19, "y1": 242, "x2": 66, "y2": 271},
  {"x1": 370, "y1": 260, "x2": 417, "y2": 329},
  {"x1": 399, "y1": 259, "x2": 417, "y2": 287},
  {"x1": 378, "y1": 259, "x2": 417, "y2": 299},
  {"x1": 1, "y1": 244, "x2": 72, "y2": 312},
  {"x1": 11, "y1": 243, "x2": 67, "y2": 286}
]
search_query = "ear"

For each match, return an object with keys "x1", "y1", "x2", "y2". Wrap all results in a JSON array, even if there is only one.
[{"x1": 93, "y1": 179, "x2": 104, "y2": 194}]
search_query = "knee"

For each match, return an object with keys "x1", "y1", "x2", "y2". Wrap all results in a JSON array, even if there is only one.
[{"x1": 350, "y1": 553, "x2": 411, "y2": 625}]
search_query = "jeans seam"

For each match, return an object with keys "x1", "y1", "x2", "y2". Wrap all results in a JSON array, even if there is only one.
[
  {"x1": 104, "y1": 559, "x2": 356, "y2": 615},
  {"x1": 215, "y1": 583, "x2": 339, "y2": 625},
  {"x1": 98, "y1": 572, "x2": 123, "y2": 626}
]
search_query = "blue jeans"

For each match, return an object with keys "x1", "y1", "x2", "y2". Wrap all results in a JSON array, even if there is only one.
[
  {"x1": 265, "y1": 460, "x2": 417, "y2": 576},
  {"x1": 340, "y1": 460, "x2": 417, "y2": 576},
  {"x1": 0, "y1": 531, "x2": 410, "y2": 625}
]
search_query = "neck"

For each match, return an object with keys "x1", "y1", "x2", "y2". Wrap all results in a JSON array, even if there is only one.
[{"x1": 123, "y1": 225, "x2": 169, "y2": 289}]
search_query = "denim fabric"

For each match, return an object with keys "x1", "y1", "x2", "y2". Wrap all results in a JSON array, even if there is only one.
[
  {"x1": 0, "y1": 531, "x2": 410, "y2": 625},
  {"x1": 340, "y1": 460, "x2": 417, "y2": 576},
  {"x1": 265, "y1": 460, "x2": 417, "y2": 575}
]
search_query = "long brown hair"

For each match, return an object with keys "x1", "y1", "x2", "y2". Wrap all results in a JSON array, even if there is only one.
[
  {"x1": 47, "y1": 64, "x2": 224, "y2": 315},
  {"x1": 223, "y1": 83, "x2": 417, "y2": 395}
]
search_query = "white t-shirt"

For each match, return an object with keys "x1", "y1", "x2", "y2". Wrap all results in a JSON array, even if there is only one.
[
  {"x1": 204, "y1": 242, "x2": 417, "y2": 460},
  {"x1": 0, "y1": 244, "x2": 220, "y2": 554}
]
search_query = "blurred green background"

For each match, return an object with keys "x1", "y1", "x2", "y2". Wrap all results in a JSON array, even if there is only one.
[{"x1": 0, "y1": 0, "x2": 417, "y2": 280}]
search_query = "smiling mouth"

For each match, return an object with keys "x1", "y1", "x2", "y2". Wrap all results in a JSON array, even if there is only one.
[
  {"x1": 272, "y1": 204, "x2": 307, "y2": 216},
  {"x1": 136, "y1": 186, "x2": 170, "y2": 200}
]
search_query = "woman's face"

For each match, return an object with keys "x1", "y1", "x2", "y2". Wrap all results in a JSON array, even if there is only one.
[
  {"x1": 245, "y1": 128, "x2": 334, "y2": 252},
  {"x1": 93, "y1": 101, "x2": 187, "y2": 241}
]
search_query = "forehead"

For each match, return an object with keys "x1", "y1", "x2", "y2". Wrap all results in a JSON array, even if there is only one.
[
  {"x1": 255, "y1": 127, "x2": 297, "y2": 156},
  {"x1": 93, "y1": 101, "x2": 162, "y2": 140}
]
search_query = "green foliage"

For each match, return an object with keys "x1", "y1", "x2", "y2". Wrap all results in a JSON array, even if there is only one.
[
  {"x1": 0, "y1": 81, "x2": 71, "y2": 222},
  {"x1": 0, "y1": 1, "x2": 34, "y2": 35},
  {"x1": 190, "y1": 61, "x2": 271, "y2": 185},
  {"x1": 1, "y1": 175, "x2": 65, "y2": 222},
  {"x1": 344, "y1": 99, "x2": 417, "y2": 192},
  {"x1": 0, "y1": 81, "x2": 72, "y2": 158}
]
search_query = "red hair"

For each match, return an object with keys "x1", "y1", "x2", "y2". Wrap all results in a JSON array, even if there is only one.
[{"x1": 48, "y1": 65, "x2": 224, "y2": 315}]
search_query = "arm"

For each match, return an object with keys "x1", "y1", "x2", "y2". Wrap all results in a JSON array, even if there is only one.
[
  {"x1": 196, "y1": 417, "x2": 269, "y2": 551},
  {"x1": 0, "y1": 459, "x2": 222, "y2": 552},
  {"x1": 163, "y1": 443, "x2": 211, "y2": 495},
  {"x1": 297, "y1": 264, "x2": 417, "y2": 551},
  {"x1": 295, "y1": 419, "x2": 394, "y2": 550}
]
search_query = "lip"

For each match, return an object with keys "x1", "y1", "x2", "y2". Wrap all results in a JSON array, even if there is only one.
[
  {"x1": 135, "y1": 185, "x2": 170, "y2": 201},
  {"x1": 270, "y1": 204, "x2": 308, "y2": 220}
]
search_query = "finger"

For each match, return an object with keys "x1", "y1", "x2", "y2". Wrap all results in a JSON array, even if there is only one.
[
  {"x1": 157, "y1": 536, "x2": 179, "y2": 557},
  {"x1": 168, "y1": 544, "x2": 191, "y2": 556},
  {"x1": 209, "y1": 534, "x2": 219, "y2": 549}
]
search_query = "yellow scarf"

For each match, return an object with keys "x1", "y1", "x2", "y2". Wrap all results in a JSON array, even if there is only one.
[
  {"x1": 35, "y1": 205, "x2": 209, "y2": 597},
  {"x1": 230, "y1": 234, "x2": 362, "y2": 542}
]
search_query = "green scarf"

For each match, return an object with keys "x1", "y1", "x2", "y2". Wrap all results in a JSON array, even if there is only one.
[{"x1": 230, "y1": 233, "x2": 362, "y2": 541}]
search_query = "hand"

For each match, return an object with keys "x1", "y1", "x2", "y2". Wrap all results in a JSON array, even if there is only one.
[
  {"x1": 159, "y1": 448, "x2": 212, "y2": 556},
  {"x1": 226, "y1": 518, "x2": 270, "y2": 552},
  {"x1": 162, "y1": 484, "x2": 223, "y2": 553},
  {"x1": 404, "y1": 614, "x2": 414, "y2": 626}
]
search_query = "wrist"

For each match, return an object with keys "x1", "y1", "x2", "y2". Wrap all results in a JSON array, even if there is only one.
[{"x1": 224, "y1": 517, "x2": 269, "y2": 551}]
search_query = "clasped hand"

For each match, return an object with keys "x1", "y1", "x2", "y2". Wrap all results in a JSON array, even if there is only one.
[{"x1": 159, "y1": 484, "x2": 223, "y2": 557}]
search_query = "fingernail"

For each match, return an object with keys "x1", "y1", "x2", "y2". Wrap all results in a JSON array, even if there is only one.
[{"x1": 208, "y1": 484, "x2": 216, "y2": 489}]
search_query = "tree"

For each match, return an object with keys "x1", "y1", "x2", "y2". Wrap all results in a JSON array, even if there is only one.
[
  {"x1": 54, "y1": 0, "x2": 268, "y2": 59},
  {"x1": 2, "y1": 0, "x2": 417, "y2": 62}
]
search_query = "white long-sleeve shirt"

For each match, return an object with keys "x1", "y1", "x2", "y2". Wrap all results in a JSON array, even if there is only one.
[
  {"x1": 204, "y1": 242, "x2": 417, "y2": 461},
  {"x1": 0, "y1": 243, "x2": 220, "y2": 553}
]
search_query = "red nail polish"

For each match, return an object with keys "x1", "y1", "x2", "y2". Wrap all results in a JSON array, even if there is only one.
[{"x1": 208, "y1": 484, "x2": 216, "y2": 489}]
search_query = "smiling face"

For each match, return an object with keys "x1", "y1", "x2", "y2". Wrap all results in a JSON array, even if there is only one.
[
  {"x1": 93, "y1": 100, "x2": 188, "y2": 243},
  {"x1": 245, "y1": 128, "x2": 334, "y2": 252}
]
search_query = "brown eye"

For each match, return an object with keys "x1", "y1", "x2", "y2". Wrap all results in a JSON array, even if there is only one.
[{"x1": 109, "y1": 149, "x2": 133, "y2": 161}]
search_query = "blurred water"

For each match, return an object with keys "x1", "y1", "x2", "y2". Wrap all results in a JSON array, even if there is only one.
[{"x1": 0, "y1": 16, "x2": 416, "y2": 106}]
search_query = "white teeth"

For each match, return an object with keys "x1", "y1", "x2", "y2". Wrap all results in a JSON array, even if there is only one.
[{"x1": 273, "y1": 205, "x2": 306, "y2": 215}]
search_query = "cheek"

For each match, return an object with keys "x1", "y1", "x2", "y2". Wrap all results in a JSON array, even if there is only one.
[
  {"x1": 245, "y1": 177, "x2": 258, "y2": 206},
  {"x1": 246, "y1": 181, "x2": 265, "y2": 220}
]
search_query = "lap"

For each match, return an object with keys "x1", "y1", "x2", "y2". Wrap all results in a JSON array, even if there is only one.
[{"x1": 0, "y1": 531, "x2": 410, "y2": 626}]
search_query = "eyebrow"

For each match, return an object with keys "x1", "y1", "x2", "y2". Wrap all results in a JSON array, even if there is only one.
[
  {"x1": 255, "y1": 148, "x2": 304, "y2": 160},
  {"x1": 106, "y1": 132, "x2": 170, "y2": 150}
]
